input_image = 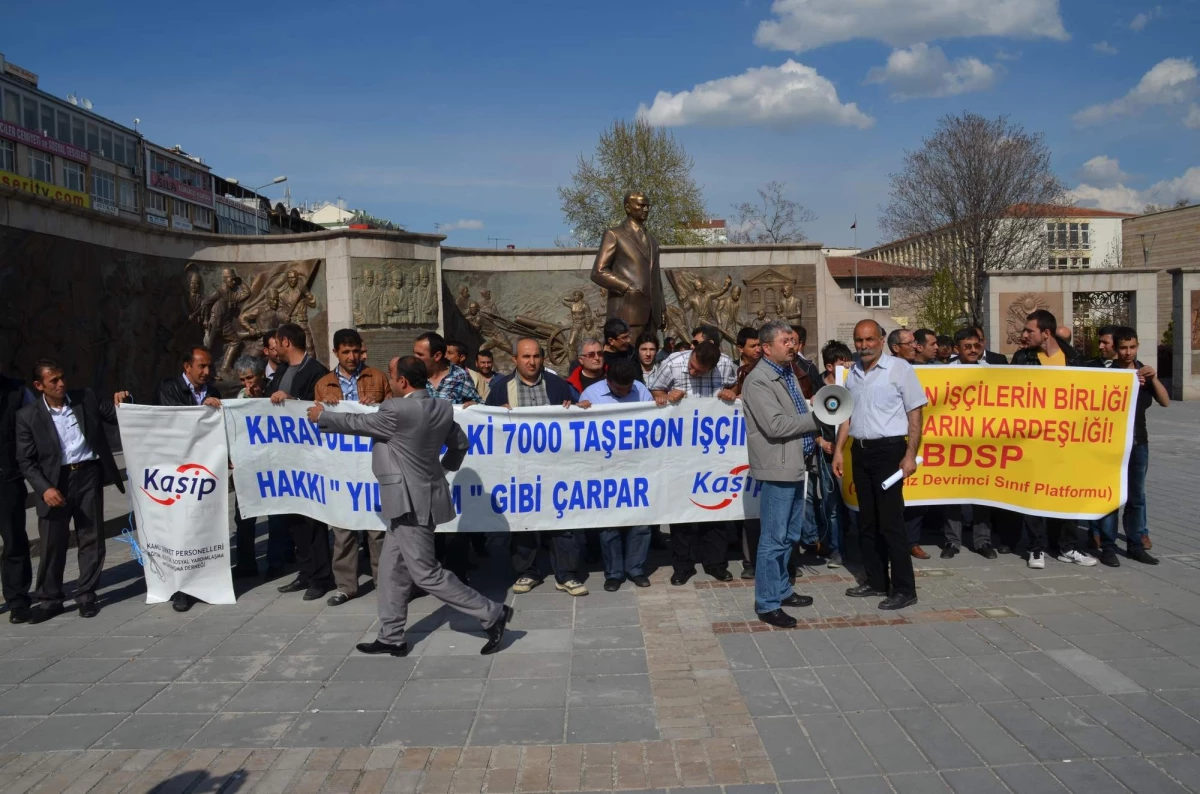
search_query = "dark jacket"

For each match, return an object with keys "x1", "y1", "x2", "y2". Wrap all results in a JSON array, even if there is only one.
[
  {"x1": 155, "y1": 374, "x2": 223, "y2": 407},
  {"x1": 565, "y1": 366, "x2": 605, "y2": 395},
  {"x1": 266, "y1": 356, "x2": 330, "y2": 401},
  {"x1": 1011, "y1": 342, "x2": 1082, "y2": 367},
  {"x1": 15, "y1": 389, "x2": 124, "y2": 515},
  {"x1": 485, "y1": 370, "x2": 580, "y2": 407},
  {"x1": 983, "y1": 350, "x2": 1009, "y2": 365},
  {"x1": 0, "y1": 374, "x2": 32, "y2": 482}
]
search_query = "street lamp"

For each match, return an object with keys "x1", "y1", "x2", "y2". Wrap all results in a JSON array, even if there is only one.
[{"x1": 228, "y1": 176, "x2": 287, "y2": 235}]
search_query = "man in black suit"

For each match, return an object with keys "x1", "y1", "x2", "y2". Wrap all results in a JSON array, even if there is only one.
[
  {"x1": 266, "y1": 323, "x2": 334, "y2": 600},
  {"x1": 1, "y1": 372, "x2": 34, "y2": 624},
  {"x1": 15, "y1": 360, "x2": 124, "y2": 624},
  {"x1": 116, "y1": 347, "x2": 222, "y2": 613},
  {"x1": 975, "y1": 326, "x2": 1009, "y2": 365}
]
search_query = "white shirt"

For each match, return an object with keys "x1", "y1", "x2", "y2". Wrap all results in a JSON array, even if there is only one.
[
  {"x1": 45, "y1": 396, "x2": 97, "y2": 464},
  {"x1": 947, "y1": 358, "x2": 987, "y2": 366},
  {"x1": 845, "y1": 354, "x2": 927, "y2": 440},
  {"x1": 183, "y1": 373, "x2": 208, "y2": 404}
]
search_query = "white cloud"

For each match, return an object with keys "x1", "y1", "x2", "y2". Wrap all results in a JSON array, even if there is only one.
[
  {"x1": 1072, "y1": 165, "x2": 1200, "y2": 213},
  {"x1": 864, "y1": 44, "x2": 997, "y2": 100},
  {"x1": 1074, "y1": 57, "x2": 1198, "y2": 125},
  {"x1": 637, "y1": 59, "x2": 874, "y2": 129},
  {"x1": 1130, "y1": 6, "x2": 1162, "y2": 31},
  {"x1": 754, "y1": 0, "x2": 1067, "y2": 52},
  {"x1": 1092, "y1": 40, "x2": 1118, "y2": 55},
  {"x1": 1186, "y1": 104, "x2": 1200, "y2": 129},
  {"x1": 438, "y1": 219, "x2": 484, "y2": 231},
  {"x1": 1079, "y1": 155, "x2": 1129, "y2": 185}
]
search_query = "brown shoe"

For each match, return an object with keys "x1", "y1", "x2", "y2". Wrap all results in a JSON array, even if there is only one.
[
  {"x1": 910, "y1": 545, "x2": 930, "y2": 560},
  {"x1": 1090, "y1": 534, "x2": 1101, "y2": 550},
  {"x1": 1142, "y1": 536, "x2": 1152, "y2": 550}
]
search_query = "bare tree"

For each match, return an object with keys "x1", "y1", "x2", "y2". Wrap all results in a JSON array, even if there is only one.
[
  {"x1": 1143, "y1": 198, "x2": 1191, "y2": 214},
  {"x1": 558, "y1": 118, "x2": 707, "y2": 247},
  {"x1": 729, "y1": 181, "x2": 816, "y2": 243},
  {"x1": 880, "y1": 113, "x2": 1068, "y2": 327}
]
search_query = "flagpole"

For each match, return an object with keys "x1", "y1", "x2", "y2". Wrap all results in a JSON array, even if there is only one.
[{"x1": 852, "y1": 216, "x2": 859, "y2": 304}]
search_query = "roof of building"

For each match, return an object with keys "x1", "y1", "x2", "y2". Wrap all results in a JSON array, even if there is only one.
[
  {"x1": 685, "y1": 219, "x2": 727, "y2": 229},
  {"x1": 826, "y1": 256, "x2": 924, "y2": 279}
]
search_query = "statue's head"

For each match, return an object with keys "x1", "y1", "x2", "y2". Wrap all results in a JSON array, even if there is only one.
[
  {"x1": 222, "y1": 268, "x2": 238, "y2": 288},
  {"x1": 187, "y1": 272, "x2": 201, "y2": 295},
  {"x1": 459, "y1": 285, "x2": 469, "y2": 298},
  {"x1": 286, "y1": 270, "x2": 300, "y2": 288},
  {"x1": 381, "y1": 273, "x2": 392, "y2": 288},
  {"x1": 731, "y1": 286, "x2": 742, "y2": 300},
  {"x1": 782, "y1": 285, "x2": 793, "y2": 298},
  {"x1": 395, "y1": 272, "x2": 404, "y2": 287},
  {"x1": 481, "y1": 289, "x2": 492, "y2": 300},
  {"x1": 363, "y1": 270, "x2": 375, "y2": 286},
  {"x1": 623, "y1": 192, "x2": 650, "y2": 224},
  {"x1": 571, "y1": 289, "x2": 583, "y2": 302},
  {"x1": 266, "y1": 288, "x2": 279, "y2": 308},
  {"x1": 467, "y1": 301, "x2": 480, "y2": 316}
]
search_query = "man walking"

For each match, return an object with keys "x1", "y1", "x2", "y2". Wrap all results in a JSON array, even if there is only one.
[
  {"x1": 16, "y1": 360, "x2": 124, "y2": 623},
  {"x1": 833, "y1": 320, "x2": 927, "y2": 610},
  {"x1": 309, "y1": 356, "x2": 511, "y2": 656},
  {"x1": 1, "y1": 371, "x2": 33, "y2": 624},
  {"x1": 314, "y1": 329, "x2": 390, "y2": 606},
  {"x1": 580, "y1": 358, "x2": 654, "y2": 591},
  {"x1": 742, "y1": 321, "x2": 819, "y2": 628}
]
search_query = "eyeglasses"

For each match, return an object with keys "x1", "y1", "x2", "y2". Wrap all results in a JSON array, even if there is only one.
[{"x1": 580, "y1": 352, "x2": 603, "y2": 358}]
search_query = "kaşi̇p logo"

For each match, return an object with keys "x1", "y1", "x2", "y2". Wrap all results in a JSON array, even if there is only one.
[
  {"x1": 689, "y1": 464, "x2": 762, "y2": 510},
  {"x1": 141, "y1": 463, "x2": 219, "y2": 506}
]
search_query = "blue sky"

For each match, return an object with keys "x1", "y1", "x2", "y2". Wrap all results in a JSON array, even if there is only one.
[{"x1": 4, "y1": 0, "x2": 1197, "y2": 248}]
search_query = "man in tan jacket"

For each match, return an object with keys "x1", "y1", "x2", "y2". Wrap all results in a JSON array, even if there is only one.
[{"x1": 313, "y1": 329, "x2": 391, "y2": 606}]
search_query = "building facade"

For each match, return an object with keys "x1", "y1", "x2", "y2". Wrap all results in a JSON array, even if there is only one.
[
  {"x1": 1122, "y1": 204, "x2": 1200, "y2": 337},
  {"x1": 143, "y1": 142, "x2": 215, "y2": 233}
]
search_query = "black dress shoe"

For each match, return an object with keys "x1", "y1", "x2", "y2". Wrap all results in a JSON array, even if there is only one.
[
  {"x1": 481, "y1": 604, "x2": 514, "y2": 655},
  {"x1": 303, "y1": 585, "x2": 331, "y2": 601},
  {"x1": 603, "y1": 578, "x2": 622, "y2": 592},
  {"x1": 670, "y1": 569, "x2": 695, "y2": 586},
  {"x1": 232, "y1": 565, "x2": 259, "y2": 579},
  {"x1": 78, "y1": 602, "x2": 99, "y2": 619},
  {"x1": 846, "y1": 583, "x2": 887, "y2": 598},
  {"x1": 277, "y1": 578, "x2": 308, "y2": 594},
  {"x1": 356, "y1": 640, "x2": 409, "y2": 656},
  {"x1": 740, "y1": 564, "x2": 756, "y2": 580},
  {"x1": 8, "y1": 603, "x2": 31, "y2": 624},
  {"x1": 326, "y1": 591, "x2": 352, "y2": 606},
  {"x1": 28, "y1": 603, "x2": 64, "y2": 624},
  {"x1": 757, "y1": 609, "x2": 798, "y2": 629},
  {"x1": 1099, "y1": 549, "x2": 1121, "y2": 567},
  {"x1": 1127, "y1": 547, "x2": 1159, "y2": 565},
  {"x1": 781, "y1": 593, "x2": 814, "y2": 608},
  {"x1": 940, "y1": 545, "x2": 959, "y2": 559},
  {"x1": 878, "y1": 593, "x2": 918, "y2": 611},
  {"x1": 172, "y1": 592, "x2": 194, "y2": 613},
  {"x1": 978, "y1": 544, "x2": 998, "y2": 560},
  {"x1": 996, "y1": 545, "x2": 1012, "y2": 555},
  {"x1": 631, "y1": 575, "x2": 651, "y2": 588},
  {"x1": 705, "y1": 566, "x2": 734, "y2": 582}
]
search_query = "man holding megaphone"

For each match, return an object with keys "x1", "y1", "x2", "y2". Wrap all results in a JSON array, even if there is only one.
[{"x1": 832, "y1": 320, "x2": 928, "y2": 611}]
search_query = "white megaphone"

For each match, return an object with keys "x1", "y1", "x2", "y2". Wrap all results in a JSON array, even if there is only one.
[{"x1": 812, "y1": 384, "x2": 854, "y2": 426}]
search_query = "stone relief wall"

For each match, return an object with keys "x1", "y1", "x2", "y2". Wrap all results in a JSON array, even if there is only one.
[
  {"x1": 350, "y1": 257, "x2": 438, "y2": 364},
  {"x1": 441, "y1": 264, "x2": 818, "y2": 374},
  {"x1": 0, "y1": 227, "x2": 326, "y2": 398},
  {"x1": 998, "y1": 291, "x2": 1064, "y2": 356},
  {"x1": 1191, "y1": 290, "x2": 1200, "y2": 375}
]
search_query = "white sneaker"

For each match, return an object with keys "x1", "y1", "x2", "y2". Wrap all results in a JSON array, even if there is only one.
[
  {"x1": 1028, "y1": 552, "x2": 1045, "y2": 569},
  {"x1": 1057, "y1": 550, "x2": 1098, "y2": 567}
]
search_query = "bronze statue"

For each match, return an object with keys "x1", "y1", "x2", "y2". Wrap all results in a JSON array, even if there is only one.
[
  {"x1": 201, "y1": 267, "x2": 252, "y2": 376},
  {"x1": 777, "y1": 285, "x2": 803, "y2": 326},
  {"x1": 354, "y1": 269, "x2": 382, "y2": 326},
  {"x1": 241, "y1": 288, "x2": 289, "y2": 338},
  {"x1": 279, "y1": 268, "x2": 318, "y2": 349},
  {"x1": 382, "y1": 272, "x2": 408, "y2": 324},
  {"x1": 590, "y1": 192, "x2": 666, "y2": 339},
  {"x1": 561, "y1": 289, "x2": 595, "y2": 360}
]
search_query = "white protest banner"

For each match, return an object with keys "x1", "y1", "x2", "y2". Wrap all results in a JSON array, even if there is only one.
[
  {"x1": 117, "y1": 404, "x2": 235, "y2": 604},
  {"x1": 223, "y1": 398, "x2": 762, "y2": 531}
]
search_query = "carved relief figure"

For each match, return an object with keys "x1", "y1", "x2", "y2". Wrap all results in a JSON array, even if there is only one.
[
  {"x1": 241, "y1": 288, "x2": 290, "y2": 337},
  {"x1": 185, "y1": 270, "x2": 204, "y2": 325},
  {"x1": 420, "y1": 267, "x2": 438, "y2": 319},
  {"x1": 455, "y1": 285, "x2": 471, "y2": 314},
  {"x1": 714, "y1": 285, "x2": 744, "y2": 336},
  {"x1": 382, "y1": 272, "x2": 409, "y2": 324},
  {"x1": 561, "y1": 289, "x2": 595, "y2": 360},
  {"x1": 354, "y1": 269, "x2": 382, "y2": 326},
  {"x1": 1006, "y1": 293, "x2": 1051, "y2": 346},
  {"x1": 200, "y1": 267, "x2": 252, "y2": 376},
  {"x1": 468, "y1": 300, "x2": 513, "y2": 359},
  {"x1": 1190, "y1": 292, "x2": 1200, "y2": 350},
  {"x1": 777, "y1": 285, "x2": 803, "y2": 325},
  {"x1": 279, "y1": 268, "x2": 318, "y2": 350}
]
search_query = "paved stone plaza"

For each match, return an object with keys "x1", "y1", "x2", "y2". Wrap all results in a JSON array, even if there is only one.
[{"x1": 0, "y1": 404, "x2": 1198, "y2": 793}]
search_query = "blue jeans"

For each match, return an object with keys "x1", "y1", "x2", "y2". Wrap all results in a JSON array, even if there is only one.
[
  {"x1": 266, "y1": 514, "x2": 295, "y2": 568},
  {"x1": 815, "y1": 454, "x2": 843, "y2": 555},
  {"x1": 756, "y1": 479, "x2": 807, "y2": 613},
  {"x1": 599, "y1": 526, "x2": 651, "y2": 580},
  {"x1": 1098, "y1": 442, "x2": 1149, "y2": 550}
]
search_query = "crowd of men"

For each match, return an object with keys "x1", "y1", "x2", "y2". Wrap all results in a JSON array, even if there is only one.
[{"x1": 0, "y1": 307, "x2": 1165, "y2": 638}]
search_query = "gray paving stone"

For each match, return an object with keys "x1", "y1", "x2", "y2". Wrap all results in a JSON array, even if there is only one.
[
  {"x1": 890, "y1": 659, "x2": 968, "y2": 705},
  {"x1": 278, "y1": 709, "x2": 385, "y2": 747},
  {"x1": 4, "y1": 713, "x2": 126, "y2": 751},
  {"x1": 1106, "y1": 657, "x2": 1200, "y2": 691},
  {"x1": 936, "y1": 703, "x2": 1035, "y2": 766},
  {"x1": 830, "y1": 777, "x2": 892, "y2": 794},
  {"x1": 482, "y1": 677, "x2": 568, "y2": 709},
  {"x1": 254, "y1": 655, "x2": 345, "y2": 682},
  {"x1": 181, "y1": 615, "x2": 252, "y2": 636},
  {"x1": 186, "y1": 712, "x2": 297, "y2": 748},
  {"x1": 1100, "y1": 756, "x2": 1190, "y2": 794},
  {"x1": 1036, "y1": 612, "x2": 1123, "y2": 637},
  {"x1": 138, "y1": 633, "x2": 227, "y2": 659},
  {"x1": 178, "y1": 655, "x2": 272, "y2": 683},
  {"x1": 801, "y1": 715, "x2": 878, "y2": 778},
  {"x1": 791, "y1": 631, "x2": 845, "y2": 667},
  {"x1": 1114, "y1": 692, "x2": 1200, "y2": 748},
  {"x1": 488, "y1": 651, "x2": 571, "y2": 679},
  {"x1": 992, "y1": 764, "x2": 1068, "y2": 793},
  {"x1": 410, "y1": 655, "x2": 493, "y2": 679},
  {"x1": 964, "y1": 620, "x2": 1034, "y2": 653},
  {"x1": 928, "y1": 623, "x2": 1000, "y2": 657},
  {"x1": 72, "y1": 636, "x2": 160, "y2": 658},
  {"x1": 0, "y1": 658, "x2": 55, "y2": 684},
  {"x1": 470, "y1": 707, "x2": 566, "y2": 745},
  {"x1": 1138, "y1": 628, "x2": 1200, "y2": 657},
  {"x1": 373, "y1": 709, "x2": 474, "y2": 746},
  {"x1": 844, "y1": 711, "x2": 929, "y2": 774},
  {"x1": 0, "y1": 716, "x2": 44, "y2": 748},
  {"x1": 773, "y1": 668, "x2": 840, "y2": 716},
  {"x1": 1068, "y1": 694, "x2": 1188, "y2": 754},
  {"x1": 1026, "y1": 698, "x2": 1136, "y2": 758},
  {"x1": 572, "y1": 626, "x2": 645, "y2": 650},
  {"x1": 57, "y1": 683, "x2": 165, "y2": 714},
  {"x1": 940, "y1": 768, "x2": 1007, "y2": 794},
  {"x1": 139, "y1": 682, "x2": 244, "y2": 713},
  {"x1": 882, "y1": 771, "x2": 949, "y2": 794},
  {"x1": 1069, "y1": 631, "x2": 1172, "y2": 660},
  {"x1": 570, "y1": 648, "x2": 647, "y2": 676},
  {"x1": 94, "y1": 713, "x2": 210, "y2": 749},
  {"x1": 574, "y1": 607, "x2": 640, "y2": 628},
  {"x1": 25, "y1": 657, "x2": 127, "y2": 684},
  {"x1": 1162, "y1": 689, "x2": 1200, "y2": 722},
  {"x1": 851, "y1": 663, "x2": 926, "y2": 709},
  {"x1": 568, "y1": 673, "x2": 651, "y2": 707},
  {"x1": 971, "y1": 654, "x2": 1060, "y2": 700},
  {"x1": 224, "y1": 682, "x2": 322, "y2": 712},
  {"x1": 301, "y1": 614, "x2": 378, "y2": 634},
  {"x1": 310, "y1": 680, "x2": 404, "y2": 712},
  {"x1": 2, "y1": 636, "x2": 92, "y2": 658},
  {"x1": 753, "y1": 632, "x2": 807, "y2": 669},
  {"x1": 735, "y1": 670, "x2": 792, "y2": 717},
  {"x1": 101, "y1": 657, "x2": 195, "y2": 684},
  {"x1": 278, "y1": 632, "x2": 361, "y2": 656},
  {"x1": 998, "y1": 618, "x2": 1078, "y2": 651},
  {"x1": 719, "y1": 634, "x2": 769, "y2": 670},
  {"x1": 781, "y1": 782, "x2": 837, "y2": 794},
  {"x1": 329, "y1": 656, "x2": 416, "y2": 682},
  {"x1": 815, "y1": 666, "x2": 883, "y2": 713},
  {"x1": 509, "y1": 592, "x2": 573, "y2": 611},
  {"x1": 210, "y1": 633, "x2": 293, "y2": 657},
  {"x1": 859, "y1": 626, "x2": 925, "y2": 662},
  {"x1": 896, "y1": 626, "x2": 963, "y2": 660},
  {"x1": 1148, "y1": 755, "x2": 1200, "y2": 793},
  {"x1": 1008, "y1": 652, "x2": 1099, "y2": 697},
  {"x1": 754, "y1": 716, "x2": 825, "y2": 781},
  {"x1": 724, "y1": 786, "x2": 779, "y2": 794},
  {"x1": 980, "y1": 701, "x2": 1083, "y2": 761},
  {"x1": 234, "y1": 615, "x2": 315, "y2": 635},
  {"x1": 394, "y1": 678, "x2": 483, "y2": 710},
  {"x1": 1103, "y1": 607, "x2": 1190, "y2": 632},
  {"x1": 566, "y1": 705, "x2": 657, "y2": 743},
  {"x1": 929, "y1": 657, "x2": 1014, "y2": 703},
  {"x1": 0, "y1": 683, "x2": 89, "y2": 715},
  {"x1": 827, "y1": 630, "x2": 886, "y2": 664},
  {"x1": 890, "y1": 706, "x2": 982, "y2": 769},
  {"x1": 1043, "y1": 760, "x2": 1128, "y2": 794}
]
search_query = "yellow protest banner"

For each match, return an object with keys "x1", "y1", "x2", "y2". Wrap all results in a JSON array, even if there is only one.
[{"x1": 841, "y1": 366, "x2": 1136, "y2": 519}]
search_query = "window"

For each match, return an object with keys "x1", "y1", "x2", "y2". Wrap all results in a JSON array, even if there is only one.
[
  {"x1": 28, "y1": 151, "x2": 53, "y2": 183},
  {"x1": 1082, "y1": 257, "x2": 1091, "y2": 267},
  {"x1": 22, "y1": 97, "x2": 37, "y2": 130},
  {"x1": 854, "y1": 287, "x2": 890, "y2": 308},
  {"x1": 147, "y1": 191, "x2": 168, "y2": 214},
  {"x1": 1046, "y1": 221, "x2": 1092, "y2": 250},
  {"x1": 112, "y1": 133, "x2": 125, "y2": 164},
  {"x1": 40, "y1": 103, "x2": 54, "y2": 137},
  {"x1": 171, "y1": 198, "x2": 190, "y2": 219},
  {"x1": 71, "y1": 116, "x2": 84, "y2": 148},
  {"x1": 86, "y1": 123, "x2": 99, "y2": 153},
  {"x1": 126, "y1": 138, "x2": 136, "y2": 168},
  {"x1": 91, "y1": 170, "x2": 116, "y2": 203},
  {"x1": 1, "y1": 89, "x2": 19, "y2": 124},
  {"x1": 1081, "y1": 223, "x2": 1090, "y2": 248},
  {"x1": 55, "y1": 111, "x2": 70, "y2": 143},
  {"x1": 100, "y1": 129, "x2": 112, "y2": 159},
  {"x1": 193, "y1": 206, "x2": 212, "y2": 228},
  {"x1": 0, "y1": 140, "x2": 13, "y2": 173},
  {"x1": 118, "y1": 178, "x2": 137, "y2": 210},
  {"x1": 169, "y1": 161, "x2": 182, "y2": 181},
  {"x1": 62, "y1": 162, "x2": 85, "y2": 192}
]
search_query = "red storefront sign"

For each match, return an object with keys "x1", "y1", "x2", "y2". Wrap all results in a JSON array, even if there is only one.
[
  {"x1": 148, "y1": 170, "x2": 213, "y2": 207},
  {"x1": 0, "y1": 120, "x2": 89, "y2": 164}
]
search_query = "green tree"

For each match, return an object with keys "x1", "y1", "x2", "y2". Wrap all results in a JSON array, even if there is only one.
[
  {"x1": 559, "y1": 118, "x2": 707, "y2": 246},
  {"x1": 916, "y1": 266, "x2": 964, "y2": 335}
]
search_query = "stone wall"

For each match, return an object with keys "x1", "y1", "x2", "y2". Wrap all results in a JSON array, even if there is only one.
[{"x1": 1123, "y1": 205, "x2": 1200, "y2": 339}]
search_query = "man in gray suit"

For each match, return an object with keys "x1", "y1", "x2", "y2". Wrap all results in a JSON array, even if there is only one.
[{"x1": 307, "y1": 356, "x2": 511, "y2": 656}]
